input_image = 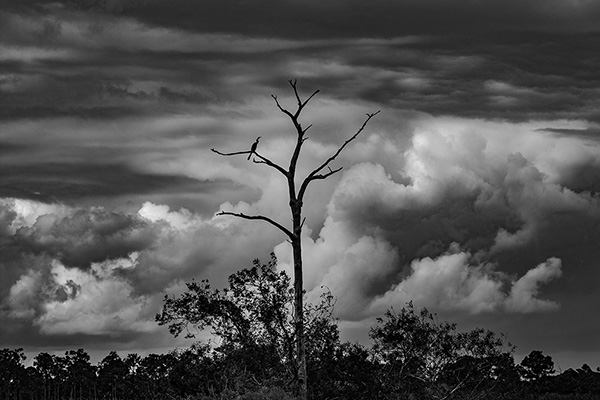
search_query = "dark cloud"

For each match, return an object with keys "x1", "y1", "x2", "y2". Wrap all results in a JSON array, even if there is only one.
[
  {"x1": 0, "y1": 204, "x2": 157, "y2": 278},
  {"x1": 2, "y1": 4, "x2": 599, "y2": 125},
  {"x1": 347, "y1": 32, "x2": 600, "y2": 121},
  {"x1": 538, "y1": 127, "x2": 600, "y2": 141},
  {"x1": 13, "y1": 207, "x2": 156, "y2": 268},
  {"x1": 0, "y1": 141, "x2": 29, "y2": 156},
  {"x1": 0, "y1": 318, "x2": 147, "y2": 348},
  {"x1": 70, "y1": 0, "x2": 600, "y2": 38},
  {"x1": 0, "y1": 162, "x2": 218, "y2": 203}
]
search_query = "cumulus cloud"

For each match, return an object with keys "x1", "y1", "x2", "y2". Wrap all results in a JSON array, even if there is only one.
[
  {"x1": 4, "y1": 111, "x2": 595, "y2": 348},
  {"x1": 275, "y1": 116, "x2": 600, "y2": 319},
  {"x1": 280, "y1": 233, "x2": 401, "y2": 319},
  {"x1": 370, "y1": 245, "x2": 562, "y2": 315},
  {"x1": 0, "y1": 200, "x2": 159, "y2": 335},
  {"x1": 0, "y1": 194, "x2": 293, "y2": 344},
  {"x1": 35, "y1": 258, "x2": 157, "y2": 336},
  {"x1": 1, "y1": 198, "x2": 69, "y2": 233},
  {"x1": 7, "y1": 269, "x2": 43, "y2": 319},
  {"x1": 5, "y1": 254, "x2": 157, "y2": 335},
  {"x1": 138, "y1": 201, "x2": 198, "y2": 230},
  {"x1": 506, "y1": 257, "x2": 563, "y2": 313},
  {"x1": 13, "y1": 205, "x2": 158, "y2": 268}
]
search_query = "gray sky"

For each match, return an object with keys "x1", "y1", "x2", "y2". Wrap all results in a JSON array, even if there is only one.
[{"x1": 1, "y1": 0, "x2": 600, "y2": 369}]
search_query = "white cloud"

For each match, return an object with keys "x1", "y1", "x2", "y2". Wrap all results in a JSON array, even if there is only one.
[
  {"x1": 506, "y1": 257, "x2": 563, "y2": 312},
  {"x1": 370, "y1": 245, "x2": 562, "y2": 315},
  {"x1": 491, "y1": 152, "x2": 599, "y2": 253},
  {"x1": 370, "y1": 247, "x2": 504, "y2": 314},
  {"x1": 314, "y1": 235, "x2": 400, "y2": 318},
  {"x1": 7, "y1": 269, "x2": 43, "y2": 319},
  {"x1": 1, "y1": 198, "x2": 69, "y2": 233},
  {"x1": 138, "y1": 201, "x2": 199, "y2": 230},
  {"x1": 35, "y1": 258, "x2": 157, "y2": 336}
]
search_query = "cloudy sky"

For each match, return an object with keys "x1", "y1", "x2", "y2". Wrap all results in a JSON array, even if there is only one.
[{"x1": 1, "y1": 0, "x2": 600, "y2": 369}]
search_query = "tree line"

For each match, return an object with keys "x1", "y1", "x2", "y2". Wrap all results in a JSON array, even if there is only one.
[{"x1": 3, "y1": 255, "x2": 600, "y2": 400}]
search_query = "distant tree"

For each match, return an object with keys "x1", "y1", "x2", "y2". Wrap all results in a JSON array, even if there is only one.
[
  {"x1": 211, "y1": 80, "x2": 379, "y2": 399},
  {"x1": 0, "y1": 348, "x2": 27, "y2": 400},
  {"x1": 53, "y1": 354, "x2": 70, "y2": 400},
  {"x1": 23, "y1": 366, "x2": 43, "y2": 400},
  {"x1": 167, "y1": 344, "x2": 216, "y2": 398},
  {"x1": 65, "y1": 349, "x2": 96, "y2": 400},
  {"x1": 131, "y1": 352, "x2": 180, "y2": 399},
  {"x1": 156, "y1": 253, "x2": 338, "y2": 397},
  {"x1": 32, "y1": 352, "x2": 70, "y2": 400},
  {"x1": 519, "y1": 350, "x2": 555, "y2": 381},
  {"x1": 34, "y1": 352, "x2": 55, "y2": 400},
  {"x1": 579, "y1": 363, "x2": 594, "y2": 374},
  {"x1": 98, "y1": 351, "x2": 129, "y2": 400}
]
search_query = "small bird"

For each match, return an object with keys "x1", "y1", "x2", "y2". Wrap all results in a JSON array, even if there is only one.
[{"x1": 248, "y1": 136, "x2": 261, "y2": 160}]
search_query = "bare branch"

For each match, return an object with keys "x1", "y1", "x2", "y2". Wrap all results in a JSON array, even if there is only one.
[
  {"x1": 288, "y1": 80, "x2": 320, "y2": 118},
  {"x1": 211, "y1": 148, "x2": 250, "y2": 157},
  {"x1": 301, "y1": 90, "x2": 320, "y2": 110},
  {"x1": 273, "y1": 81, "x2": 320, "y2": 122},
  {"x1": 297, "y1": 110, "x2": 380, "y2": 201},
  {"x1": 313, "y1": 166, "x2": 343, "y2": 181},
  {"x1": 216, "y1": 211, "x2": 295, "y2": 240},
  {"x1": 212, "y1": 147, "x2": 288, "y2": 177},
  {"x1": 289, "y1": 79, "x2": 302, "y2": 106},
  {"x1": 251, "y1": 152, "x2": 289, "y2": 176},
  {"x1": 271, "y1": 94, "x2": 294, "y2": 120}
]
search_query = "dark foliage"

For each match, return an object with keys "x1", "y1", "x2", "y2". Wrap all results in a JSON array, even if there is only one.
[{"x1": 520, "y1": 350, "x2": 556, "y2": 381}]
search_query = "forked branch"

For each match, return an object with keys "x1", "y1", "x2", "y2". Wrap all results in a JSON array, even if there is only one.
[
  {"x1": 216, "y1": 211, "x2": 295, "y2": 240},
  {"x1": 298, "y1": 110, "x2": 380, "y2": 201},
  {"x1": 271, "y1": 80, "x2": 320, "y2": 124}
]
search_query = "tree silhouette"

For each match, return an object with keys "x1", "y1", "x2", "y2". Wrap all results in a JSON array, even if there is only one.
[
  {"x1": 519, "y1": 350, "x2": 555, "y2": 381},
  {"x1": 370, "y1": 302, "x2": 515, "y2": 398},
  {"x1": 0, "y1": 348, "x2": 26, "y2": 400},
  {"x1": 98, "y1": 351, "x2": 129, "y2": 400},
  {"x1": 34, "y1": 352, "x2": 55, "y2": 400},
  {"x1": 65, "y1": 349, "x2": 96, "y2": 400},
  {"x1": 211, "y1": 79, "x2": 379, "y2": 398},
  {"x1": 157, "y1": 254, "x2": 339, "y2": 396}
]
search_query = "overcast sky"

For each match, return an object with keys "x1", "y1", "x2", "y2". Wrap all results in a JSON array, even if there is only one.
[{"x1": 1, "y1": 0, "x2": 600, "y2": 369}]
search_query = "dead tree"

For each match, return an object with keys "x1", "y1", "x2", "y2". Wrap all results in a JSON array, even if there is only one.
[{"x1": 212, "y1": 80, "x2": 379, "y2": 399}]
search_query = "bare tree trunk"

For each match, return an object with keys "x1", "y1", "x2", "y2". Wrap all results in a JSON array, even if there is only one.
[
  {"x1": 292, "y1": 206, "x2": 307, "y2": 398},
  {"x1": 212, "y1": 80, "x2": 378, "y2": 400}
]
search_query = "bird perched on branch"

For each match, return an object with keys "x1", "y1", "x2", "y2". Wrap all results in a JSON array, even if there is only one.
[{"x1": 248, "y1": 136, "x2": 261, "y2": 160}]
